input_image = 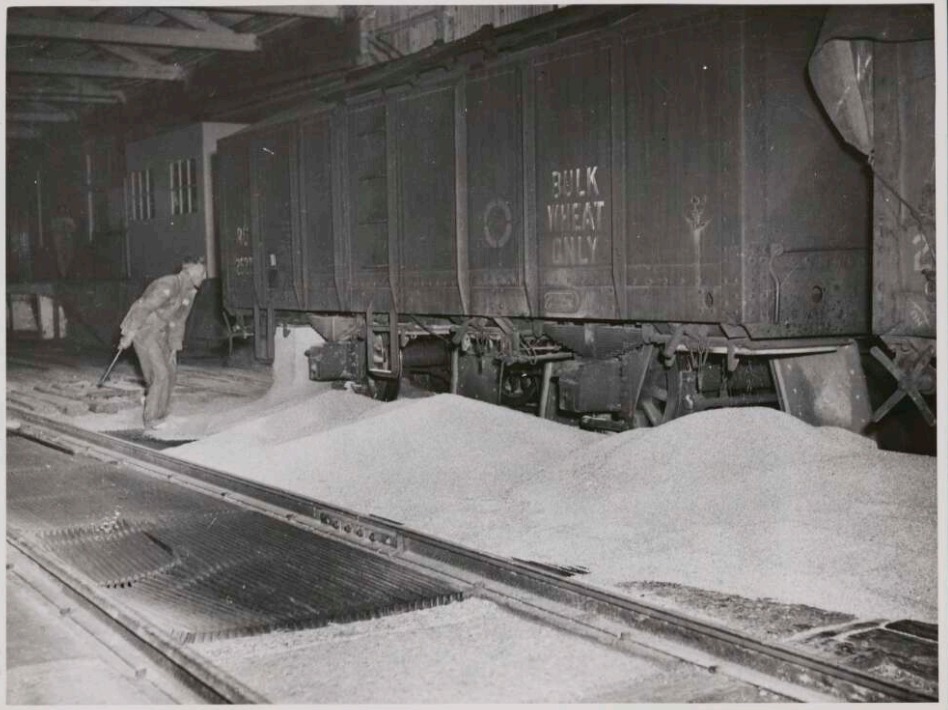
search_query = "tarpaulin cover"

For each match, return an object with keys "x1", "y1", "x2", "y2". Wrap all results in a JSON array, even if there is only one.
[{"x1": 807, "y1": 5, "x2": 934, "y2": 157}]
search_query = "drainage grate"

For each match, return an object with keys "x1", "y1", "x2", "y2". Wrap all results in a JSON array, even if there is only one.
[
  {"x1": 102, "y1": 510, "x2": 465, "y2": 642},
  {"x1": 45, "y1": 527, "x2": 180, "y2": 588},
  {"x1": 8, "y1": 434, "x2": 464, "y2": 643}
]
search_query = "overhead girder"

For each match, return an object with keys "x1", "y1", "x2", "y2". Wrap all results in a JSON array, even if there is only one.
[
  {"x1": 157, "y1": 8, "x2": 235, "y2": 33},
  {"x1": 9, "y1": 78, "x2": 127, "y2": 103},
  {"x1": 8, "y1": 16, "x2": 260, "y2": 52},
  {"x1": 7, "y1": 91, "x2": 122, "y2": 105},
  {"x1": 7, "y1": 110, "x2": 76, "y2": 123},
  {"x1": 96, "y1": 43, "x2": 165, "y2": 66},
  {"x1": 7, "y1": 125, "x2": 43, "y2": 139},
  {"x1": 8, "y1": 56, "x2": 186, "y2": 81},
  {"x1": 222, "y1": 6, "x2": 342, "y2": 19}
]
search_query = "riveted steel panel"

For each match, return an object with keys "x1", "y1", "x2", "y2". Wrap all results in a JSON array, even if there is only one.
[
  {"x1": 466, "y1": 67, "x2": 530, "y2": 317},
  {"x1": 622, "y1": 12, "x2": 737, "y2": 323},
  {"x1": 346, "y1": 101, "x2": 393, "y2": 312},
  {"x1": 534, "y1": 43, "x2": 616, "y2": 320},
  {"x1": 217, "y1": 134, "x2": 254, "y2": 311},
  {"x1": 250, "y1": 124, "x2": 300, "y2": 310},
  {"x1": 741, "y1": 8, "x2": 869, "y2": 333},
  {"x1": 300, "y1": 112, "x2": 341, "y2": 310},
  {"x1": 396, "y1": 85, "x2": 461, "y2": 314}
]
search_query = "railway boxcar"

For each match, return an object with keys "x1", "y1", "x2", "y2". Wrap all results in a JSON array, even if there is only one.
[{"x1": 216, "y1": 5, "x2": 935, "y2": 432}]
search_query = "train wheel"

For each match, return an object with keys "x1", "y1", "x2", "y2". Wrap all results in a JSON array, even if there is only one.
[
  {"x1": 631, "y1": 354, "x2": 682, "y2": 428},
  {"x1": 501, "y1": 369, "x2": 539, "y2": 409}
]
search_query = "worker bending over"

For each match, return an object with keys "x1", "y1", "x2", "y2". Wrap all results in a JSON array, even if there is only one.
[{"x1": 119, "y1": 258, "x2": 207, "y2": 431}]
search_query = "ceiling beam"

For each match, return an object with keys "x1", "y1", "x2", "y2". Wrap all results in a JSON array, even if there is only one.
[
  {"x1": 8, "y1": 57, "x2": 186, "y2": 81},
  {"x1": 7, "y1": 125, "x2": 43, "y2": 139},
  {"x1": 8, "y1": 91, "x2": 123, "y2": 105},
  {"x1": 159, "y1": 8, "x2": 234, "y2": 33},
  {"x1": 59, "y1": 77, "x2": 127, "y2": 98},
  {"x1": 10, "y1": 78, "x2": 127, "y2": 102},
  {"x1": 97, "y1": 43, "x2": 164, "y2": 66},
  {"x1": 8, "y1": 111, "x2": 77, "y2": 123},
  {"x1": 8, "y1": 16, "x2": 260, "y2": 52},
  {"x1": 7, "y1": 100, "x2": 59, "y2": 113},
  {"x1": 222, "y1": 6, "x2": 341, "y2": 19}
]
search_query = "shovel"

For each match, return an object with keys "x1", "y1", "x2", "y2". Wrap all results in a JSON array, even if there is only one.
[{"x1": 97, "y1": 348, "x2": 124, "y2": 387}]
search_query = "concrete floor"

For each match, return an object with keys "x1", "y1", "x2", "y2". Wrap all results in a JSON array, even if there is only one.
[{"x1": 6, "y1": 553, "x2": 184, "y2": 705}]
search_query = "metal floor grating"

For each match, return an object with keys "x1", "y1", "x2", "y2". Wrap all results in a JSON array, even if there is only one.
[
  {"x1": 104, "y1": 430, "x2": 197, "y2": 450},
  {"x1": 7, "y1": 434, "x2": 464, "y2": 642}
]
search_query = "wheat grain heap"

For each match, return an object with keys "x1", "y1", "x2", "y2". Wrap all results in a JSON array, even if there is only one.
[{"x1": 172, "y1": 383, "x2": 936, "y2": 624}]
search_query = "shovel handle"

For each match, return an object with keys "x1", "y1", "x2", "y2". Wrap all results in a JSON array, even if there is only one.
[{"x1": 97, "y1": 348, "x2": 124, "y2": 387}]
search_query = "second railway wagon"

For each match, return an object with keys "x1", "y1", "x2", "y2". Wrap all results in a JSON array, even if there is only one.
[{"x1": 215, "y1": 5, "x2": 934, "y2": 431}]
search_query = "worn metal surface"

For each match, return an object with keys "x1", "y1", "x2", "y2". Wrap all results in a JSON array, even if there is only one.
[
  {"x1": 7, "y1": 434, "x2": 464, "y2": 644},
  {"x1": 543, "y1": 322, "x2": 645, "y2": 359},
  {"x1": 770, "y1": 343, "x2": 873, "y2": 431},
  {"x1": 623, "y1": 11, "x2": 737, "y2": 324},
  {"x1": 455, "y1": 355, "x2": 502, "y2": 404},
  {"x1": 298, "y1": 111, "x2": 340, "y2": 311},
  {"x1": 346, "y1": 99, "x2": 393, "y2": 313},
  {"x1": 558, "y1": 358, "x2": 623, "y2": 413},
  {"x1": 465, "y1": 67, "x2": 529, "y2": 315},
  {"x1": 217, "y1": 133, "x2": 254, "y2": 312},
  {"x1": 534, "y1": 40, "x2": 615, "y2": 320},
  {"x1": 871, "y1": 40, "x2": 936, "y2": 338},
  {"x1": 250, "y1": 124, "x2": 300, "y2": 310},
  {"x1": 299, "y1": 111, "x2": 341, "y2": 311},
  {"x1": 307, "y1": 340, "x2": 364, "y2": 381},
  {"x1": 212, "y1": 4, "x2": 901, "y2": 356},
  {"x1": 396, "y1": 84, "x2": 461, "y2": 314},
  {"x1": 740, "y1": 9, "x2": 870, "y2": 332}
]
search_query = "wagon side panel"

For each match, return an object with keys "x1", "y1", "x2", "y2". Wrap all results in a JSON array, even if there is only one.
[
  {"x1": 396, "y1": 84, "x2": 462, "y2": 315},
  {"x1": 345, "y1": 100, "x2": 394, "y2": 313},
  {"x1": 466, "y1": 66, "x2": 530, "y2": 317},
  {"x1": 300, "y1": 112, "x2": 341, "y2": 311},
  {"x1": 533, "y1": 42, "x2": 617, "y2": 320},
  {"x1": 217, "y1": 134, "x2": 255, "y2": 312},
  {"x1": 622, "y1": 12, "x2": 739, "y2": 323},
  {"x1": 249, "y1": 124, "x2": 301, "y2": 311},
  {"x1": 741, "y1": 8, "x2": 870, "y2": 338}
]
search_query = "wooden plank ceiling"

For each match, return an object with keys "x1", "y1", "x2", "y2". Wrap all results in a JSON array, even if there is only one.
[{"x1": 6, "y1": 5, "x2": 340, "y2": 138}]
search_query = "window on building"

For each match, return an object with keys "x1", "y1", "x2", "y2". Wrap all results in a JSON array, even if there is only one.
[
  {"x1": 170, "y1": 157, "x2": 198, "y2": 215},
  {"x1": 127, "y1": 168, "x2": 154, "y2": 222}
]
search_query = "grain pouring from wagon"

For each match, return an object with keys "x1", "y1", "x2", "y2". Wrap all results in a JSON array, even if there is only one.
[{"x1": 117, "y1": 258, "x2": 207, "y2": 432}]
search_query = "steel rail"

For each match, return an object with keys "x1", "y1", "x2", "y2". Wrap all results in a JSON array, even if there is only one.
[
  {"x1": 6, "y1": 537, "x2": 267, "y2": 704},
  {"x1": 6, "y1": 407, "x2": 938, "y2": 704}
]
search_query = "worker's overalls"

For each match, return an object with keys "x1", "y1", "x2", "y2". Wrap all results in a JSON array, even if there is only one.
[{"x1": 120, "y1": 273, "x2": 199, "y2": 429}]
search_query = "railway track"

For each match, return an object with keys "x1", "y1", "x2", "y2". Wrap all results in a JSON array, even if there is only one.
[{"x1": 6, "y1": 407, "x2": 937, "y2": 703}]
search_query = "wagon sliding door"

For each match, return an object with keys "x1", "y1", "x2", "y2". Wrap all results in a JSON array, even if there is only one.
[
  {"x1": 533, "y1": 44, "x2": 617, "y2": 320},
  {"x1": 299, "y1": 113, "x2": 341, "y2": 311},
  {"x1": 217, "y1": 134, "x2": 254, "y2": 312},
  {"x1": 249, "y1": 125, "x2": 302, "y2": 311},
  {"x1": 622, "y1": 13, "x2": 736, "y2": 324},
  {"x1": 345, "y1": 100, "x2": 393, "y2": 313},
  {"x1": 394, "y1": 85, "x2": 462, "y2": 315},
  {"x1": 466, "y1": 68, "x2": 529, "y2": 317}
]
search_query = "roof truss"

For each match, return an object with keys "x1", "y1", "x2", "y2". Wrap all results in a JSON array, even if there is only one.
[
  {"x1": 8, "y1": 16, "x2": 260, "y2": 52},
  {"x1": 8, "y1": 56, "x2": 187, "y2": 81},
  {"x1": 222, "y1": 6, "x2": 341, "y2": 19}
]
